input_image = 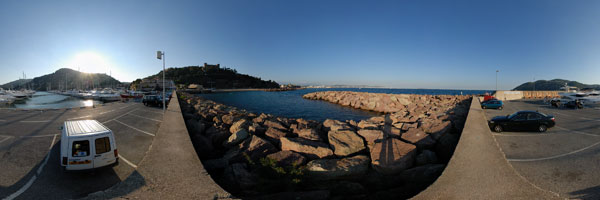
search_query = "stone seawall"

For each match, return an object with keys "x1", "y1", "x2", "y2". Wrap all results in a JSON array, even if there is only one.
[
  {"x1": 180, "y1": 92, "x2": 470, "y2": 199},
  {"x1": 303, "y1": 91, "x2": 470, "y2": 114}
]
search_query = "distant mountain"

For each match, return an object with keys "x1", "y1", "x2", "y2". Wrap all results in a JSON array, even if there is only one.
[
  {"x1": 2, "y1": 68, "x2": 121, "y2": 91},
  {"x1": 513, "y1": 79, "x2": 600, "y2": 91},
  {"x1": 1, "y1": 79, "x2": 32, "y2": 89},
  {"x1": 138, "y1": 64, "x2": 279, "y2": 89}
]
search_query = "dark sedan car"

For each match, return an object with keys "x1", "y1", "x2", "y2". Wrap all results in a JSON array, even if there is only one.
[
  {"x1": 488, "y1": 111, "x2": 555, "y2": 133},
  {"x1": 142, "y1": 95, "x2": 163, "y2": 107}
]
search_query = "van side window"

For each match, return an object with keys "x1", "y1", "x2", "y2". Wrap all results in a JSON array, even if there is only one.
[
  {"x1": 72, "y1": 140, "x2": 90, "y2": 157},
  {"x1": 95, "y1": 137, "x2": 111, "y2": 154}
]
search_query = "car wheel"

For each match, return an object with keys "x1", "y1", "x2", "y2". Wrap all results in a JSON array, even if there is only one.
[
  {"x1": 498, "y1": 106, "x2": 503, "y2": 110},
  {"x1": 538, "y1": 125, "x2": 547, "y2": 132},
  {"x1": 494, "y1": 125, "x2": 503, "y2": 133},
  {"x1": 482, "y1": 106, "x2": 487, "y2": 109}
]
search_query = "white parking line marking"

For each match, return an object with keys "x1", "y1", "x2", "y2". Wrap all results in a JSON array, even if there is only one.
[
  {"x1": 0, "y1": 134, "x2": 56, "y2": 138},
  {"x1": 0, "y1": 119, "x2": 6, "y2": 122},
  {"x1": 142, "y1": 110, "x2": 164, "y2": 115},
  {"x1": 127, "y1": 113, "x2": 162, "y2": 122},
  {"x1": 118, "y1": 155, "x2": 138, "y2": 169},
  {"x1": 0, "y1": 136, "x2": 12, "y2": 144},
  {"x1": 103, "y1": 108, "x2": 140, "y2": 124},
  {"x1": 555, "y1": 126, "x2": 599, "y2": 137},
  {"x1": 508, "y1": 140, "x2": 600, "y2": 162},
  {"x1": 20, "y1": 120, "x2": 51, "y2": 123},
  {"x1": 492, "y1": 133, "x2": 550, "y2": 137},
  {"x1": 3, "y1": 176, "x2": 37, "y2": 200},
  {"x1": 113, "y1": 119, "x2": 155, "y2": 137},
  {"x1": 3, "y1": 134, "x2": 57, "y2": 200},
  {"x1": 68, "y1": 115, "x2": 92, "y2": 120}
]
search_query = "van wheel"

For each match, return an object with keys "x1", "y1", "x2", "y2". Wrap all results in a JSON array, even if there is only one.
[
  {"x1": 482, "y1": 106, "x2": 487, "y2": 109},
  {"x1": 538, "y1": 125, "x2": 547, "y2": 132},
  {"x1": 494, "y1": 125, "x2": 503, "y2": 133},
  {"x1": 498, "y1": 106, "x2": 503, "y2": 110}
]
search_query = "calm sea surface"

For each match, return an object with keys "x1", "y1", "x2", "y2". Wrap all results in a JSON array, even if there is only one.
[
  {"x1": 198, "y1": 88, "x2": 489, "y2": 122},
  {"x1": 1, "y1": 92, "x2": 103, "y2": 109}
]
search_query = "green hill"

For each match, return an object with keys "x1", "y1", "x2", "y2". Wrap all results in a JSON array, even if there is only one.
[
  {"x1": 1, "y1": 79, "x2": 32, "y2": 89},
  {"x1": 15, "y1": 68, "x2": 121, "y2": 91},
  {"x1": 139, "y1": 64, "x2": 279, "y2": 89},
  {"x1": 513, "y1": 79, "x2": 600, "y2": 91}
]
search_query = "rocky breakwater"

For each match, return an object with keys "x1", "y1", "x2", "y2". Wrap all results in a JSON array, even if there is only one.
[{"x1": 179, "y1": 91, "x2": 470, "y2": 200}]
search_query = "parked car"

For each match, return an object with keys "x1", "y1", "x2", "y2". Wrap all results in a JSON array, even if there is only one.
[
  {"x1": 60, "y1": 120, "x2": 118, "y2": 171},
  {"x1": 481, "y1": 100, "x2": 504, "y2": 110},
  {"x1": 488, "y1": 111, "x2": 555, "y2": 133},
  {"x1": 564, "y1": 100, "x2": 584, "y2": 109},
  {"x1": 482, "y1": 95, "x2": 496, "y2": 103},
  {"x1": 142, "y1": 95, "x2": 162, "y2": 107}
]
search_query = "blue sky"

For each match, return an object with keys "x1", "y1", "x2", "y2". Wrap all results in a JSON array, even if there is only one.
[{"x1": 1, "y1": 0, "x2": 599, "y2": 90}]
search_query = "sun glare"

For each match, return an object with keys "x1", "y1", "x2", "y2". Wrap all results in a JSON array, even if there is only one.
[{"x1": 65, "y1": 51, "x2": 113, "y2": 74}]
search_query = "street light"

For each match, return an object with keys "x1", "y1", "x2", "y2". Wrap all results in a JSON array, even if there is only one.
[
  {"x1": 157, "y1": 51, "x2": 165, "y2": 112},
  {"x1": 496, "y1": 70, "x2": 499, "y2": 91}
]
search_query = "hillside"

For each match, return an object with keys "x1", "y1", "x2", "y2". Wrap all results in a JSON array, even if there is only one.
[
  {"x1": 5, "y1": 68, "x2": 122, "y2": 91},
  {"x1": 139, "y1": 64, "x2": 279, "y2": 89},
  {"x1": 1, "y1": 79, "x2": 32, "y2": 89},
  {"x1": 513, "y1": 79, "x2": 600, "y2": 91}
]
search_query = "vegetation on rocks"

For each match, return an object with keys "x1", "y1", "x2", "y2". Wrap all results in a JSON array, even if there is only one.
[{"x1": 179, "y1": 91, "x2": 471, "y2": 199}]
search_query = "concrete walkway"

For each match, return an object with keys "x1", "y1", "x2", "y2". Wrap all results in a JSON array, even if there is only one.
[
  {"x1": 84, "y1": 92, "x2": 232, "y2": 199},
  {"x1": 413, "y1": 98, "x2": 561, "y2": 200}
]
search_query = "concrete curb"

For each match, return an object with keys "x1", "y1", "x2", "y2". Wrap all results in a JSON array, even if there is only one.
[
  {"x1": 82, "y1": 92, "x2": 233, "y2": 199},
  {"x1": 412, "y1": 97, "x2": 561, "y2": 199}
]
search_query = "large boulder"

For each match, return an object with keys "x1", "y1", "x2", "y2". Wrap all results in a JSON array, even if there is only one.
[
  {"x1": 370, "y1": 138, "x2": 417, "y2": 174},
  {"x1": 323, "y1": 119, "x2": 353, "y2": 131},
  {"x1": 223, "y1": 129, "x2": 249, "y2": 147},
  {"x1": 266, "y1": 150, "x2": 307, "y2": 166},
  {"x1": 205, "y1": 126, "x2": 231, "y2": 147},
  {"x1": 415, "y1": 150, "x2": 438, "y2": 166},
  {"x1": 328, "y1": 130, "x2": 366, "y2": 156},
  {"x1": 264, "y1": 120, "x2": 287, "y2": 130},
  {"x1": 280, "y1": 137, "x2": 334, "y2": 159},
  {"x1": 222, "y1": 163, "x2": 258, "y2": 191},
  {"x1": 233, "y1": 135, "x2": 278, "y2": 162},
  {"x1": 435, "y1": 132, "x2": 459, "y2": 162},
  {"x1": 357, "y1": 129, "x2": 384, "y2": 150},
  {"x1": 249, "y1": 122, "x2": 266, "y2": 135},
  {"x1": 305, "y1": 155, "x2": 370, "y2": 180},
  {"x1": 398, "y1": 164, "x2": 445, "y2": 184},
  {"x1": 421, "y1": 120, "x2": 451, "y2": 140},
  {"x1": 357, "y1": 120, "x2": 379, "y2": 129},
  {"x1": 265, "y1": 127, "x2": 292, "y2": 146},
  {"x1": 221, "y1": 114, "x2": 237, "y2": 125},
  {"x1": 401, "y1": 128, "x2": 436, "y2": 149},
  {"x1": 230, "y1": 119, "x2": 250, "y2": 134},
  {"x1": 293, "y1": 127, "x2": 323, "y2": 141}
]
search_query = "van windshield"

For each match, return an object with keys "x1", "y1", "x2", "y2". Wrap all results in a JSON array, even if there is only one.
[{"x1": 72, "y1": 140, "x2": 90, "y2": 157}]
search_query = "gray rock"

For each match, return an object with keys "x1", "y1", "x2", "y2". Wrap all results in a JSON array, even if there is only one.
[
  {"x1": 370, "y1": 138, "x2": 417, "y2": 175},
  {"x1": 306, "y1": 155, "x2": 370, "y2": 180},
  {"x1": 223, "y1": 129, "x2": 249, "y2": 147},
  {"x1": 416, "y1": 150, "x2": 438, "y2": 166},
  {"x1": 328, "y1": 130, "x2": 366, "y2": 156},
  {"x1": 230, "y1": 119, "x2": 249, "y2": 134},
  {"x1": 280, "y1": 137, "x2": 334, "y2": 159},
  {"x1": 266, "y1": 150, "x2": 307, "y2": 166}
]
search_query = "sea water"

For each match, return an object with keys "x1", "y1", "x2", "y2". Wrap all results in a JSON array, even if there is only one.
[{"x1": 198, "y1": 88, "x2": 489, "y2": 122}]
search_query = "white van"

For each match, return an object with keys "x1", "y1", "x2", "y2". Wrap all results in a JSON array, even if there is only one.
[{"x1": 60, "y1": 120, "x2": 118, "y2": 170}]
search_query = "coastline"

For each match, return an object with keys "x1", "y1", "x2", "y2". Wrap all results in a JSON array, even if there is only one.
[{"x1": 179, "y1": 91, "x2": 470, "y2": 199}]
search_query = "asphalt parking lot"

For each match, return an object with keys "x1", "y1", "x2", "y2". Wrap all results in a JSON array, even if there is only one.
[
  {"x1": 483, "y1": 99, "x2": 600, "y2": 199},
  {"x1": 0, "y1": 101, "x2": 164, "y2": 199}
]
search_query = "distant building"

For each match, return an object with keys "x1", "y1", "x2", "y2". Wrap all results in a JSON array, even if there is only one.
[
  {"x1": 139, "y1": 79, "x2": 176, "y2": 91},
  {"x1": 203, "y1": 63, "x2": 220, "y2": 70},
  {"x1": 188, "y1": 84, "x2": 203, "y2": 90}
]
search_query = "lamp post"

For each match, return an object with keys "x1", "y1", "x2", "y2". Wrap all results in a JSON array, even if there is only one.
[
  {"x1": 496, "y1": 70, "x2": 499, "y2": 91},
  {"x1": 157, "y1": 51, "x2": 165, "y2": 112}
]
